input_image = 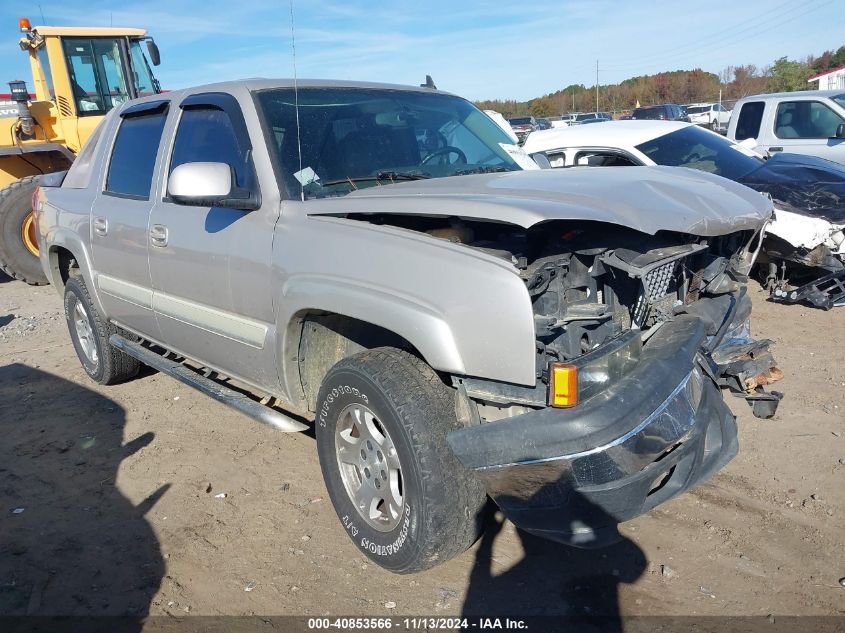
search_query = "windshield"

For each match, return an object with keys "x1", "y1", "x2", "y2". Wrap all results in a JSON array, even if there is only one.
[
  {"x1": 256, "y1": 88, "x2": 523, "y2": 199},
  {"x1": 686, "y1": 105, "x2": 709, "y2": 114},
  {"x1": 636, "y1": 125, "x2": 764, "y2": 180},
  {"x1": 509, "y1": 117, "x2": 532, "y2": 125},
  {"x1": 833, "y1": 93, "x2": 845, "y2": 110},
  {"x1": 128, "y1": 40, "x2": 159, "y2": 96}
]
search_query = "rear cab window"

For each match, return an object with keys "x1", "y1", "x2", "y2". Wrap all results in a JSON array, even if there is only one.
[
  {"x1": 104, "y1": 101, "x2": 169, "y2": 199},
  {"x1": 734, "y1": 101, "x2": 764, "y2": 140}
]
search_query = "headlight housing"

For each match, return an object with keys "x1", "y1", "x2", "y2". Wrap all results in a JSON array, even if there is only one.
[{"x1": 548, "y1": 330, "x2": 642, "y2": 407}]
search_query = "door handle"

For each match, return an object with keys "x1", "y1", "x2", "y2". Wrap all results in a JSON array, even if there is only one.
[
  {"x1": 768, "y1": 147, "x2": 783, "y2": 152},
  {"x1": 93, "y1": 216, "x2": 108, "y2": 236},
  {"x1": 149, "y1": 224, "x2": 168, "y2": 247}
]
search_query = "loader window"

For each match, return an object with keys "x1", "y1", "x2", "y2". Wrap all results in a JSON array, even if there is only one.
[{"x1": 62, "y1": 37, "x2": 131, "y2": 116}]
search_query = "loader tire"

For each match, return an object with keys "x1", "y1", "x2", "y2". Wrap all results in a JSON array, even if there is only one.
[{"x1": 0, "y1": 175, "x2": 48, "y2": 285}]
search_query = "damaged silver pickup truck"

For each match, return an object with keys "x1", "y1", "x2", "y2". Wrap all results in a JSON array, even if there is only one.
[{"x1": 36, "y1": 79, "x2": 781, "y2": 573}]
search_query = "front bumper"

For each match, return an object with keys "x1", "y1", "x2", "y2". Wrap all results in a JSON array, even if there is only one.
[{"x1": 447, "y1": 316, "x2": 738, "y2": 546}]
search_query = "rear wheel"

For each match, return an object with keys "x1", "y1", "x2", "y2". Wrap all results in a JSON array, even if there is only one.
[
  {"x1": 0, "y1": 175, "x2": 48, "y2": 285},
  {"x1": 64, "y1": 275, "x2": 140, "y2": 385},
  {"x1": 315, "y1": 348, "x2": 486, "y2": 573}
]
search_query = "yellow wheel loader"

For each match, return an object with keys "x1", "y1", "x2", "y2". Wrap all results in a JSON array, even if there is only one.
[{"x1": 0, "y1": 17, "x2": 161, "y2": 284}]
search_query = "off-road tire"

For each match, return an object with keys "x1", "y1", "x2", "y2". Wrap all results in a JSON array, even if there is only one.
[
  {"x1": 315, "y1": 347, "x2": 487, "y2": 573},
  {"x1": 0, "y1": 175, "x2": 48, "y2": 285},
  {"x1": 64, "y1": 276, "x2": 140, "y2": 385}
]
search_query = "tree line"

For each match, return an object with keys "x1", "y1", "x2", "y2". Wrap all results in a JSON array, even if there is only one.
[{"x1": 475, "y1": 45, "x2": 845, "y2": 118}]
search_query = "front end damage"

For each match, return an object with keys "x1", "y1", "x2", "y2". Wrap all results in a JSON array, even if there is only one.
[{"x1": 436, "y1": 219, "x2": 783, "y2": 545}]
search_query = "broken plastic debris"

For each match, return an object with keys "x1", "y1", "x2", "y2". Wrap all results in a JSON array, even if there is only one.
[
  {"x1": 384, "y1": 601, "x2": 396, "y2": 609},
  {"x1": 214, "y1": 492, "x2": 227, "y2": 499},
  {"x1": 309, "y1": 496, "x2": 323, "y2": 504},
  {"x1": 244, "y1": 581, "x2": 257, "y2": 592},
  {"x1": 11, "y1": 507, "x2": 25, "y2": 514}
]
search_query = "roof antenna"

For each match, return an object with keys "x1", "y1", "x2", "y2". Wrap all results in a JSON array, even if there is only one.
[
  {"x1": 421, "y1": 75, "x2": 437, "y2": 90},
  {"x1": 289, "y1": 0, "x2": 304, "y2": 201}
]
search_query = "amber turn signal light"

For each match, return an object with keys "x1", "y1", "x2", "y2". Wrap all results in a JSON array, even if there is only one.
[{"x1": 549, "y1": 363, "x2": 578, "y2": 408}]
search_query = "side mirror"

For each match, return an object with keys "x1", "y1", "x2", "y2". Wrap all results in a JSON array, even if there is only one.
[
  {"x1": 146, "y1": 39, "x2": 161, "y2": 66},
  {"x1": 168, "y1": 162, "x2": 260, "y2": 210},
  {"x1": 834, "y1": 123, "x2": 845, "y2": 139},
  {"x1": 529, "y1": 152, "x2": 552, "y2": 169}
]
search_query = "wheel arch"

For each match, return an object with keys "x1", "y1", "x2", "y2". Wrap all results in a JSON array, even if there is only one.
[
  {"x1": 279, "y1": 297, "x2": 462, "y2": 414},
  {"x1": 45, "y1": 230, "x2": 106, "y2": 315}
]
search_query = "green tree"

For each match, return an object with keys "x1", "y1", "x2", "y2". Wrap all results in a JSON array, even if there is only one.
[
  {"x1": 529, "y1": 95, "x2": 556, "y2": 117},
  {"x1": 767, "y1": 57, "x2": 812, "y2": 92}
]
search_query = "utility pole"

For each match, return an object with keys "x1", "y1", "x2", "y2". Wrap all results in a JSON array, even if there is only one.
[{"x1": 595, "y1": 60, "x2": 599, "y2": 113}]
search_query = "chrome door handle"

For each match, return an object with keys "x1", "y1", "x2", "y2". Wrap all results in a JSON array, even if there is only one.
[
  {"x1": 93, "y1": 216, "x2": 108, "y2": 236},
  {"x1": 150, "y1": 224, "x2": 168, "y2": 247}
]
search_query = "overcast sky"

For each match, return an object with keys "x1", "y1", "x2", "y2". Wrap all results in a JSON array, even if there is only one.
[{"x1": 0, "y1": 0, "x2": 839, "y2": 101}]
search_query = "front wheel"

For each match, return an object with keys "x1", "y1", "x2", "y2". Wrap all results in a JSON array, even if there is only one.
[{"x1": 315, "y1": 348, "x2": 486, "y2": 573}]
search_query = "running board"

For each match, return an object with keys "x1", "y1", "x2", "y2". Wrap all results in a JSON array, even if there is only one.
[{"x1": 109, "y1": 335, "x2": 309, "y2": 433}]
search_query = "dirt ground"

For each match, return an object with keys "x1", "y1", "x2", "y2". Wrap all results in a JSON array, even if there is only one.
[{"x1": 1, "y1": 270, "x2": 843, "y2": 620}]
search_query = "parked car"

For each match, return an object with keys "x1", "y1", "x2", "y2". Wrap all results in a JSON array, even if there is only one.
[
  {"x1": 507, "y1": 115, "x2": 538, "y2": 141},
  {"x1": 483, "y1": 109, "x2": 519, "y2": 143},
  {"x1": 523, "y1": 120, "x2": 845, "y2": 307},
  {"x1": 727, "y1": 90, "x2": 845, "y2": 165},
  {"x1": 572, "y1": 112, "x2": 611, "y2": 125},
  {"x1": 535, "y1": 117, "x2": 552, "y2": 130},
  {"x1": 686, "y1": 102, "x2": 732, "y2": 130},
  {"x1": 561, "y1": 112, "x2": 584, "y2": 126},
  {"x1": 632, "y1": 104, "x2": 688, "y2": 122},
  {"x1": 36, "y1": 79, "x2": 780, "y2": 574}
]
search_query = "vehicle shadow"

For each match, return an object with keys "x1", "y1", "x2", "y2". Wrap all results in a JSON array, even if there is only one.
[
  {"x1": 0, "y1": 270, "x2": 12, "y2": 283},
  {"x1": 0, "y1": 363, "x2": 166, "y2": 620},
  {"x1": 461, "y1": 491, "x2": 646, "y2": 631}
]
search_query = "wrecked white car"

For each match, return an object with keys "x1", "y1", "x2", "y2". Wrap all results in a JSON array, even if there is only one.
[
  {"x1": 523, "y1": 121, "x2": 845, "y2": 308},
  {"x1": 38, "y1": 80, "x2": 780, "y2": 573}
]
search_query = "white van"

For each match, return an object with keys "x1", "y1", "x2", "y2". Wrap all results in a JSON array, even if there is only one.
[{"x1": 727, "y1": 90, "x2": 845, "y2": 165}]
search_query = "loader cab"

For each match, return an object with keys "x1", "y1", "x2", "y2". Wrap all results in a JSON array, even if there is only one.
[{"x1": 19, "y1": 20, "x2": 162, "y2": 153}]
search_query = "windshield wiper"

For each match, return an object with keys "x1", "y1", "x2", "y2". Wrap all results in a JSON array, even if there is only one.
[
  {"x1": 321, "y1": 171, "x2": 430, "y2": 188},
  {"x1": 452, "y1": 165, "x2": 514, "y2": 176}
]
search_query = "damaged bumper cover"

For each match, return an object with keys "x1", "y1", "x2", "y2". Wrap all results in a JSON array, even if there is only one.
[{"x1": 447, "y1": 315, "x2": 743, "y2": 547}]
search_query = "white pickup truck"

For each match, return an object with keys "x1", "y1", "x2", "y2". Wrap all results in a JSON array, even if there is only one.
[{"x1": 727, "y1": 90, "x2": 845, "y2": 165}]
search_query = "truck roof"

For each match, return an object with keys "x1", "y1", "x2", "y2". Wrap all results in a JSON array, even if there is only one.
[
  {"x1": 736, "y1": 89, "x2": 845, "y2": 101},
  {"x1": 126, "y1": 78, "x2": 459, "y2": 105}
]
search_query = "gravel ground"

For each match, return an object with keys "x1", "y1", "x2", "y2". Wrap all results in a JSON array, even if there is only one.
[{"x1": 0, "y1": 271, "x2": 843, "y2": 620}]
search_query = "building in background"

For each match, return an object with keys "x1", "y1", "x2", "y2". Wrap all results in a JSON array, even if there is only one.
[{"x1": 808, "y1": 65, "x2": 845, "y2": 90}]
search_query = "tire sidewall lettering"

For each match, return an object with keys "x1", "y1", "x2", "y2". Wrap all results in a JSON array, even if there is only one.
[{"x1": 317, "y1": 383, "x2": 368, "y2": 428}]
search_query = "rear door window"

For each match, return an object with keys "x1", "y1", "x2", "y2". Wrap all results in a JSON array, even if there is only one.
[
  {"x1": 105, "y1": 106, "x2": 168, "y2": 199},
  {"x1": 774, "y1": 100, "x2": 845, "y2": 139},
  {"x1": 734, "y1": 101, "x2": 764, "y2": 140}
]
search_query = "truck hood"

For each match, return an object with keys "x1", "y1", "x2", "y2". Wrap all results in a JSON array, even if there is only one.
[{"x1": 308, "y1": 166, "x2": 772, "y2": 236}]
